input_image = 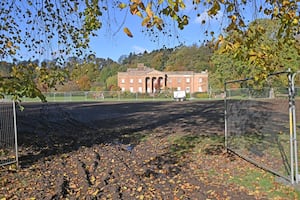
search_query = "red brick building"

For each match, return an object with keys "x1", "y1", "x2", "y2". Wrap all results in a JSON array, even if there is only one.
[{"x1": 118, "y1": 63, "x2": 208, "y2": 94}]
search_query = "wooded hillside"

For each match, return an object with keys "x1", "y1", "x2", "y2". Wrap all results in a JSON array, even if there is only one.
[{"x1": 0, "y1": 44, "x2": 214, "y2": 93}]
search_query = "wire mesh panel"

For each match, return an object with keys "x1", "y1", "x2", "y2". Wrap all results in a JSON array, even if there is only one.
[
  {"x1": 225, "y1": 73, "x2": 292, "y2": 181},
  {"x1": 0, "y1": 100, "x2": 18, "y2": 167}
]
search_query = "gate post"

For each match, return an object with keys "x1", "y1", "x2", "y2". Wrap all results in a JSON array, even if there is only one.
[
  {"x1": 288, "y1": 71, "x2": 295, "y2": 184},
  {"x1": 292, "y1": 72, "x2": 300, "y2": 183}
]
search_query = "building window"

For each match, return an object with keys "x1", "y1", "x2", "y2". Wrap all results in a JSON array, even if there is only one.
[
  {"x1": 121, "y1": 79, "x2": 125, "y2": 83},
  {"x1": 130, "y1": 87, "x2": 134, "y2": 92},
  {"x1": 178, "y1": 78, "x2": 181, "y2": 83},
  {"x1": 199, "y1": 78, "x2": 203, "y2": 83},
  {"x1": 138, "y1": 87, "x2": 142, "y2": 93},
  {"x1": 186, "y1": 78, "x2": 190, "y2": 83},
  {"x1": 138, "y1": 79, "x2": 142, "y2": 83},
  {"x1": 130, "y1": 79, "x2": 134, "y2": 83},
  {"x1": 121, "y1": 87, "x2": 125, "y2": 92},
  {"x1": 186, "y1": 87, "x2": 190, "y2": 93},
  {"x1": 198, "y1": 86, "x2": 202, "y2": 92},
  {"x1": 177, "y1": 87, "x2": 181, "y2": 91}
]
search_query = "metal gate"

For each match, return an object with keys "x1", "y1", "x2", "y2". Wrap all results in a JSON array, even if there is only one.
[
  {"x1": 0, "y1": 100, "x2": 18, "y2": 167},
  {"x1": 225, "y1": 71, "x2": 299, "y2": 184}
]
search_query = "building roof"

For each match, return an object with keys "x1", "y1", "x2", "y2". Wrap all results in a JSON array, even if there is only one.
[
  {"x1": 118, "y1": 63, "x2": 208, "y2": 77},
  {"x1": 119, "y1": 65, "x2": 163, "y2": 76},
  {"x1": 166, "y1": 70, "x2": 208, "y2": 76}
]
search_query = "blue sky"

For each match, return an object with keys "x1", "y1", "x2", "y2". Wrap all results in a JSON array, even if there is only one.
[
  {"x1": 84, "y1": 0, "x2": 266, "y2": 61},
  {"x1": 90, "y1": 14, "x2": 220, "y2": 62},
  {"x1": 89, "y1": 1, "x2": 226, "y2": 62},
  {"x1": 88, "y1": 0, "x2": 266, "y2": 62},
  {"x1": 6, "y1": 0, "x2": 267, "y2": 63},
  {"x1": 10, "y1": 0, "x2": 219, "y2": 63}
]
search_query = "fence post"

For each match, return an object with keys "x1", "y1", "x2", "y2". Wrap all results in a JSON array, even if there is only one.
[
  {"x1": 292, "y1": 72, "x2": 299, "y2": 183},
  {"x1": 224, "y1": 82, "x2": 228, "y2": 150},
  {"x1": 12, "y1": 101, "x2": 18, "y2": 167},
  {"x1": 288, "y1": 71, "x2": 296, "y2": 184}
]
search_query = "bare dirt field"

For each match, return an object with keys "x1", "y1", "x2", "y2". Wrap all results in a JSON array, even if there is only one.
[{"x1": 0, "y1": 100, "x2": 299, "y2": 199}]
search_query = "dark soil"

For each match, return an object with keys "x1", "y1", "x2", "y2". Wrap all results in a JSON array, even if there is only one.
[{"x1": 0, "y1": 100, "x2": 277, "y2": 199}]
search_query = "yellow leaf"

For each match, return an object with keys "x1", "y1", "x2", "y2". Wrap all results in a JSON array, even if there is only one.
[
  {"x1": 6, "y1": 41, "x2": 12, "y2": 48},
  {"x1": 282, "y1": 0, "x2": 290, "y2": 6},
  {"x1": 130, "y1": 4, "x2": 139, "y2": 15},
  {"x1": 137, "y1": 186, "x2": 143, "y2": 192},
  {"x1": 249, "y1": 55, "x2": 256, "y2": 63},
  {"x1": 218, "y1": 34, "x2": 224, "y2": 42},
  {"x1": 248, "y1": 49, "x2": 256, "y2": 56},
  {"x1": 118, "y1": 3, "x2": 127, "y2": 9},
  {"x1": 136, "y1": 11, "x2": 143, "y2": 18},
  {"x1": 292, "y1": 18, "x2": 298, "y2": 25},
  {"x1": 207, "y1": 1, "x2": 220, "y2": 16},
  {"x1": 146, "y1": 2, "x2": 153, "y2": 18},
  {"x1": 132, "y1": 0, "x2": 141, "y2": 3},
  {"x1": 156, "y1": 24, "x2": 162, "y2": 31},
  {"x1": 123, "y1": 27, "x2": 133, "y2": 37},
  {"x1": 227, "y1": 4, "x2": 234, "y2": 12},
  {"x1": 90, "y1": 175, "x2": 96, "y2": 184},
  {"x1": 92, "y1": 189, "x2": 99, "y2": 196},
  {"x1": 142, "y1": 17, "x2": 150, "y2": 26},
  {"x1": 230, "y1": 15, "x2": 237, "y2": 22},
  {"x1": 179, "y1": 1, "x2": 186, "y2": 9},
  {"x1": 138, "y1": 2, "x2": 145, "y2": 10},
  {"x1": 232, "y1": 42, "x2": 240, "y2": 49}
]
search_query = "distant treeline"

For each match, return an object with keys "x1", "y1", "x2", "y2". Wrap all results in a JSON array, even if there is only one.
[{"x1": 0, "y1": 44, "x2": 214, "y2": 93}]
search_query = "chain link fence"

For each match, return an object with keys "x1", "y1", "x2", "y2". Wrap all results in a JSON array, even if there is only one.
[
  {"x1": 224, "y1": 71, "x2": 296, "y2": 183},
  {"x1": 0, "y1": 100, "x2": 18, "y2": 167},
  {"x1": 17, "y1": 90, "x2": 225, "y2": 102}
]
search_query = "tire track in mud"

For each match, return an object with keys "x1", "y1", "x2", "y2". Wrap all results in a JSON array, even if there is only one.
[{"x1": 100, "y1": 143, "x2": 158, "y2": 199}]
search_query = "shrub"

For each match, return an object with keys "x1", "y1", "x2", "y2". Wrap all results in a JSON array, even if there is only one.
[{"x1": 193, "y1": 92, "x2": 209, "y2": 99}]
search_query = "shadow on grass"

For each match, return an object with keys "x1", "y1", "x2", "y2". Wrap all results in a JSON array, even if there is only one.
[
  {"x1": 227, "y1": 99, "x2": 291, "y2": 177},
  {"x1": 169, "y1": 134, "x2": 224, "y2": 157},
  {"x1": 16, "y1": 100, "x2": 225, "y2": 167}
]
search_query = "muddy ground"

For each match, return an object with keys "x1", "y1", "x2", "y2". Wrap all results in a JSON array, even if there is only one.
[{"x1": 0, "y1": 100, "x2": 296, "y2": 199}]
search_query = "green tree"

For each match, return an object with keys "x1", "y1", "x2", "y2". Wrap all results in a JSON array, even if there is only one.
[
  {"x1": 0, "y1": 62, "x2": 67, "y2": 101},
  {"x1": 165, "y1": 45, "x2": 212, "y2": 72},
  {"x1": 1, "y1": 0, "x2": 299, "y2": 101},
  {"x1": 0, "y1": 61, "x2": 13, "y2": 77},
  {"x1": 211, "y1": 19, "x2": 300, "y2": 88},
  {"x1": 106, "y1": 75, "x2": 118, "y2": 91},
  {"x1": 77, "y1": 75, "x2": 91, "y2": 91}
]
